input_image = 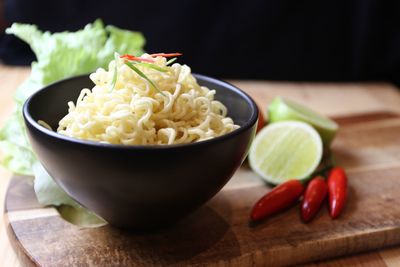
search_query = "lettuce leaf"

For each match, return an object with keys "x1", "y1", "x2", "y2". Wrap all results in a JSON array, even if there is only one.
[
  {"x1": 33, "y1": 162, "x2": 106, "y2": 227},
  {"x1": 0, "y1": 109, "x2": 35, "y2": 175},
  {"x1": 57, "y1": 205, "x2": 107, "y2": 228},
  {"x1": 6, "y1": 19, "x2": 144, "y2": 104},
  {"x1": 0, "y1": 19, "x2": 145, "y2": 226},
  {"x1": 32, "y1": 162, "x2": 78, "y2": 207}
]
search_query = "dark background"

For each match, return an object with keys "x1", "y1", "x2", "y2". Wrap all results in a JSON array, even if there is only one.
[{"x1": 0, "y1": 0, "x2": 399, "y2": 86}]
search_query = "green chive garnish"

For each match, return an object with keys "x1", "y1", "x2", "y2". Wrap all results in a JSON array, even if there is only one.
[
  {"x1": 125, "y1": 61, "x2": 165, "y2": 95},
  {"x1": 109, "y1": 53, "x2": 119, "y2": 91},
  {"x1": 166, "y1": 57, "x2": 177, "y2": 65},
  {"x1": 136, "y1": 62, "x2": 168, "y2": 72}
]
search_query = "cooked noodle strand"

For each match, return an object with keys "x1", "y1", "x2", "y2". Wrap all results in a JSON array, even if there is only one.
[{"x1": 57, "y1": 54, "x2": 239, "y2": 145}]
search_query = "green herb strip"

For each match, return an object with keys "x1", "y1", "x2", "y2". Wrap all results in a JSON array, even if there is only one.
[
  {"x1": 136, "y1": 62, "x2": 168, "y2": 72},
  {"x1": 166, "y1": 57, "x2": 177, "y2": 65},
  {"x1": 125, "y1": 61, "x2": 165, "y2": 95},
  {"x1": 109, "y1": 55, "x2": 118, "y2": 91}
]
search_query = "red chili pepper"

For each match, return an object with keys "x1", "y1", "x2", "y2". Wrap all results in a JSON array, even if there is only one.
[
  {"x1": 301, "y1": 176, "x2": 328, "y2": 222},
  {"x1": 256, "y1": 108, "x2": 265, "y2": 133},
  {"x1": 150, "y1": 52, "x2": 183, "y2": 57},
  {"x1": 327, "y1": 167, "x2": 348, "y2": 219},
  {"x1": 120, "y1": 54, "x2": 156, "y2": 63},
  {"x1": 250, "y1": 180, "x2": 304, "y2": 222}
]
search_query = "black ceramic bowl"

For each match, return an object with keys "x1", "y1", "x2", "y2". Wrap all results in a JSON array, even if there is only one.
[{"x1": 23, "y1": 74, "x2": 258, "y2": 229}]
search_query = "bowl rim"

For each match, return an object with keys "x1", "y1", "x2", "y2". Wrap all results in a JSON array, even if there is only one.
[{"x1": 23, "y1": 73, "x2": 259, "y2": 150}]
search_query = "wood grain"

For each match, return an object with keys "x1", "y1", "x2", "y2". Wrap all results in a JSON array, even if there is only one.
[{"x1": 4, "y1": 112, "x2": 400, "y2": 266}]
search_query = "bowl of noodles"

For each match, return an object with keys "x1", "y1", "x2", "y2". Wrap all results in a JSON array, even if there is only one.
[{"x1": 23, "y1": 53, "x2": 258, "y2": 229}]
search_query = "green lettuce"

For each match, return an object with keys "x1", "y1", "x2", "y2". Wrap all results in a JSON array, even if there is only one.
[
  {"x1": 33, "y1": 162, "x2": 106, "y2": 227},
  {"x1": 0, "y1": 19, "x2": 145, "y2": 226},
  {"x1": 6, "y1": 19, "x2": 145, "y2": 104},
  {"x1": 0, "y1": 109, "x2": 36, "y2": 175}
]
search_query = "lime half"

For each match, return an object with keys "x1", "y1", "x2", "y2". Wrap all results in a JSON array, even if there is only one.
[
  {"x1": 268, "y1": 97, "x2": 338, "y2": 146},
  {"x1": 249, "y1": 121, "x2": 323, "y2": 185}
]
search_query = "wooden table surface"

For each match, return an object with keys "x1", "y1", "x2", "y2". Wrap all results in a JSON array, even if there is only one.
[{"x1": 1, "y1": 65, "x2": 400, "y2": 267}]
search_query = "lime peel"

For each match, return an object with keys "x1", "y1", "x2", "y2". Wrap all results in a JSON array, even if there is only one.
[{"x1": 268, "y1": 97, "x2": 338, "y2": 146}]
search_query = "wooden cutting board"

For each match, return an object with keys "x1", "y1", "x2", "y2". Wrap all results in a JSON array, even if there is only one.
[{"x1": 4, "y1": 112, "x2": 400, "y2": 267}]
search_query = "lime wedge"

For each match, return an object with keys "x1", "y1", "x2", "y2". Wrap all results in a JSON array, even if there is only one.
[
  {"x1": 249, "y1": 121, "x2": 323, "y2": 185},
  {"x1": 268, "y1": 97, "x2": 338, "y2": 146}
]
